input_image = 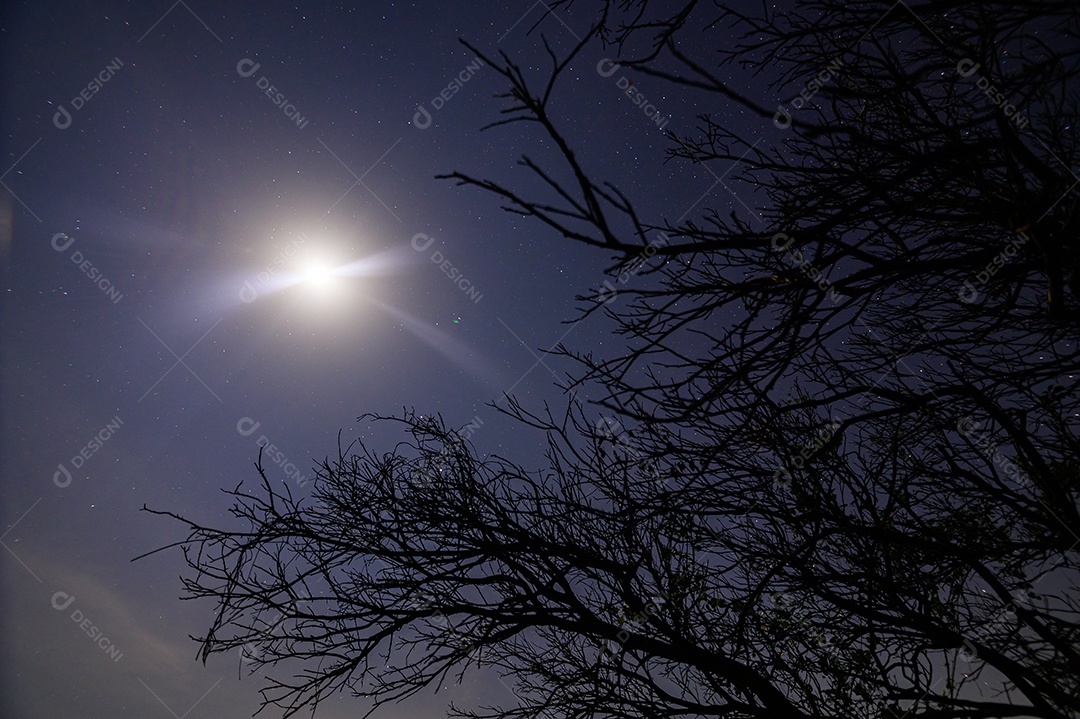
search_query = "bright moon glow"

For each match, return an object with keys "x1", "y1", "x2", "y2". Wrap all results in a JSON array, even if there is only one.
[
  {"x1": 303, "y1": 261, "x2": 335, "y2": 289},
  {"x1": 235, "y1": 239, "x2": 410, "y2": 311}
]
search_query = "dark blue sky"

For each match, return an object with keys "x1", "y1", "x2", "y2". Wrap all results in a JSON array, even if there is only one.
[{"x1": 1, "y1": 1, "x2": 761, "y2": 716}]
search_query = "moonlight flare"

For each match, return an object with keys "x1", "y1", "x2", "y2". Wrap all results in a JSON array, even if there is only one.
[{"x1": 4, "y1": 2, "x2": 1078, "y2": 719}]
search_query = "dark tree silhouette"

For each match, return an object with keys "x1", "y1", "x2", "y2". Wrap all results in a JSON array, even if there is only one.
[{"x1": 146, "y1": 2, "x2": 1080, "y2": 718}]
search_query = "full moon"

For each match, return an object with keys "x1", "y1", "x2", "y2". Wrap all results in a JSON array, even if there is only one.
[
  {"x1": 302, "y1": 260, "x2": 335, "y2": 290},
  {"x1": 292, "y1": 250, "x2": 355, "y2": 310}
]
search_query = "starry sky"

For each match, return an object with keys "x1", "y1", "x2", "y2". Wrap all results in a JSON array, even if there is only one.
[{"x1": 0, "y1": 1, "x2": 760, "y2": 717}]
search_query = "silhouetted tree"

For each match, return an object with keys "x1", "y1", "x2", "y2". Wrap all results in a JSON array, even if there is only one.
[{"x1": 149, "y1": 2, "x2": 1080, "y2": 718}]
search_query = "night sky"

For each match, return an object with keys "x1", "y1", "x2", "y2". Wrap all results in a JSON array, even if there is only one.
[{"x1": 0, "y1": 1, "x2": 761, "y2": 717}]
